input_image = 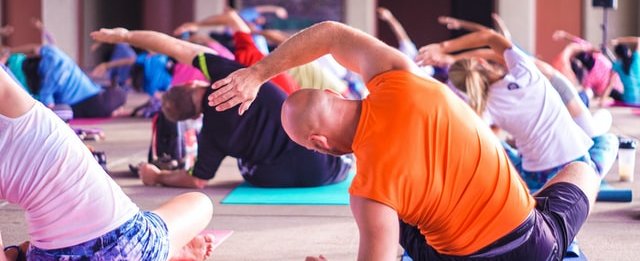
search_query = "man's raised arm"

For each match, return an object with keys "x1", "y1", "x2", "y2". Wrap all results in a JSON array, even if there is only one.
[
  {"x1": 90, "y1": 28, "x2": 215, "y2": 65},
  {"x1": 208, "y1": 21, "x2": 416, "y2": 115}
]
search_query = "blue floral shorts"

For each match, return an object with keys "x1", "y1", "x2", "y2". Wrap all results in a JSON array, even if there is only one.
[{"x1": 28, "y1": 211, "x2": 170, "y2": 260}]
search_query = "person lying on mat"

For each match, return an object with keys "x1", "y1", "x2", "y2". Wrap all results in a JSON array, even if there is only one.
[
  {"x1": 90, "y1": 26, "x2": 352, "y2": 189},
  {"x1": 0, "y1": 64, "x2": 215, "y2": 260},
  {"x1": 206, "y1": 21, "x2": 605, "y2": 260},
  {"x1": 609, "y1": 37, "x2": 640, "y2": 106}
]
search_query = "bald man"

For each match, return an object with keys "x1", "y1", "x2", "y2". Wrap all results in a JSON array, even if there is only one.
[{"x1": 210, "y1": 21, "x2": 602, "y2": 260}]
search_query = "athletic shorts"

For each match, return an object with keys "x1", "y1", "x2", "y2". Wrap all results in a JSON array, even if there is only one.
[
  {"x1": 28, "y1": 211, "x2": 170, "y2": 260},
  {"x1": 400, "y1": 182, "x2": 590, "y2": 260},
  {"x1": 71, "y1": 87, "x2": 127, "y2": 118}
]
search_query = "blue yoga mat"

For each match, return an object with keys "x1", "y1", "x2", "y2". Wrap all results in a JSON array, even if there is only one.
[
  {"x1": 597, "y1": 183, "x2": 633, "y2": 202},
  {"x1": 221, "y1": 172, "x2": 354, "y2": 205}
]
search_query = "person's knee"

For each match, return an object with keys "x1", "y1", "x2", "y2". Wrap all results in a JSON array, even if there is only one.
[
  {"x1": 550, "y1": 162, "x2": 600, "y2": 203},
  {"x1": 186, "y1": 192, "x2": 214, "y2": 218}
]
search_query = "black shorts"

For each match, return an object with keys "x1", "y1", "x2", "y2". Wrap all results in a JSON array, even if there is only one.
[
  {"x1": 71, "y1": 87, "x2": 127, "y2": 118},
  {"x1": 400, "y1": 182, "x2": 590, "y2": 260},
  {"x1": 237, "y1": 145, "x2": 353, "y2": 188}
]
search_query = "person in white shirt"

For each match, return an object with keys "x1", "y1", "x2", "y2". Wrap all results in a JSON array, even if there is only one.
[
  {"x1": 0, "y1": 66, "x2": 214, "y2": 260},
  {"x1": 417, "y1": 29, "x2": 618, "y2": 190}
]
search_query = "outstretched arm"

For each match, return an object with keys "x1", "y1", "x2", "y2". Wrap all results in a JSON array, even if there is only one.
[
  {"x1": 208, "y1": 21, "x2": 416, "y2": 114},
  {"x1": 378, "y1": 7, "x2": 412, "y2": 44},
  {"x1": 553, "y1": 30, "x2": 589, "y2": 45},
  {"x1": 174, "y1": 9, "x2": 252, "y2": 36},
  {"x1": 611, "y1": 37, "x2": 640, "y2": 51},
  {"x1": 416, "y1": 30, "x2": 512, "y2": 67},
  {"x1": 91, "y1": 57, "x2": 136, "y2": 78},
  {"x1": 438, "y1": 16, "x2": 489, "y2": 32},
  {"x1": 90, "y1": 28, "x2": 215, "y2": 65},
  {"x1": 253, "y1": 5, "x2": 288, "y2": 19}
]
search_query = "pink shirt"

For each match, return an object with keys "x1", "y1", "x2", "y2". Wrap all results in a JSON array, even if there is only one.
[
  {"x1": 170, "y1": 63, "x2": 207, "y2": 86},
  {"x1": 582, "y1": 53, "x2": 623, "y2": 96}
]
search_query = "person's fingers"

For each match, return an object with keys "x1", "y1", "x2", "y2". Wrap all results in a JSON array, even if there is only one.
[
  {"x1": 211, "y1": 77, "x2": 232, "y2": 90},
  {"x1": 208, "y1": 85, "x2": 236, "y2": 107},
  {"x1": 215, "y1": 96, "x2": 244, "y2": 112},
  {"x1": 238, "y1": 101, "x2": 253, "y2": 115}
]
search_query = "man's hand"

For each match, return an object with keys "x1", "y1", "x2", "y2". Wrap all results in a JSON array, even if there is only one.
[
  {"x1": 208, "y1": 67, "x2": 264, "y2": 115},
  {"x1": 174, "y1": 22, "x2": 199, "y2": 36},
  {"x1": 90, "y1": 28, "x2": 130, "y2": 44},
  {"x1": 138, "y1": 162, "x2": 161, "y2": 186}
]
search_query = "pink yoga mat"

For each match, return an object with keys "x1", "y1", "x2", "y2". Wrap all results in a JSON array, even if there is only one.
[{"x1": 201, "y1": 230, "x2": 233, "y2": 250}]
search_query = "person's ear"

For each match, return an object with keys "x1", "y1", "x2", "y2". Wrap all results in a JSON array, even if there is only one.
[{"x1": 309, "y1": 134, "x2": 330, "y2": 151}]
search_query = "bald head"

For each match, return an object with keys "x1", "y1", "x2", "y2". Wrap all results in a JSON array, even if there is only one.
[
  {"x1": 281, "y1": 89, "x2": 328, "y2": 142},
  {"x1": 281, "y1": 89, "x2": 360, "y2": 156}
]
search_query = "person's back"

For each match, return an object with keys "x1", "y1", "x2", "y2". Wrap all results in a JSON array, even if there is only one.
[
  {"x1": 349, "y1": 70, "x2": 535, "y2": 255},
  {"x1": 486, "y1": 47, "x2": 592, "y2": 172},
  {"x1": 38, "y1": 44, "x2": 101, "y2": 106},
  {"x1": 0, "y1": 102, "x2": 139, "y2": 250}
]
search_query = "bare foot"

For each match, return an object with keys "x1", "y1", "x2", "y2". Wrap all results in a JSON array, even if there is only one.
[
  {"x1": 169, "y1": 234, "x2": 215, "y2": 261},
  {"x1": 137, "y1": 163, "x2": 161, "y2": 186}
]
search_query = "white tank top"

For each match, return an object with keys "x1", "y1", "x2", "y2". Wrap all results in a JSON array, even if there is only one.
[{"x1": 0, "y1": 102, "x2": 139, "y2": 249}]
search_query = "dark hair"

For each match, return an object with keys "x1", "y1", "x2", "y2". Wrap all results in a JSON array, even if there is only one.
[
  {"x1": 161, "y1": 86, "x2": 197, "y2": 122},
  {"x1": 129, "y1": 63, "x2": 144, "y2": 92},
  {"x1": 570, "y1": 58, "x2": 586, "y2": 83},
  {"x1": 22, "y1": 57, "x2": 42, "y2": 94},
  {"x1": 575, "y1": 51, "x2": 595, "y2": 71},
  {"x1": 614, "y1": 44, "x2": 632, "y2": 74}
]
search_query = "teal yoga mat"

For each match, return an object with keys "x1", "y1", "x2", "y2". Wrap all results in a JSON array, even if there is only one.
[{"x1": 221, "y1": 172, "x2": 354, "y2": 205}]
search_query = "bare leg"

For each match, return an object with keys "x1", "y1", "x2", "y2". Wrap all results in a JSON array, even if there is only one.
[
  {"x1": 534, "y1": 162, "x2": 600, "y2": 214},
  {"x1": 152, "y1": 192, "x2": 214, "y2": 260}
]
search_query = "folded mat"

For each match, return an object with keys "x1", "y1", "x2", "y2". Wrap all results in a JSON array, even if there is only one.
[{"x1": 221, "y1": 172, "x2": 354, "y2": 205}]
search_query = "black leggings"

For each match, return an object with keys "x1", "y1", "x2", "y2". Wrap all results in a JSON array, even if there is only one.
[{"x1": 71, "y1": 87, "x2": 127, "y2": 118}]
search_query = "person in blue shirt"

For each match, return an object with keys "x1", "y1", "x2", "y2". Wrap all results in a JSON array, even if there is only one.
[
  {"x1": 13, "y1": 44, "x2": 127, "y2": 118},
  {"x1": 608, "y1": 37, "x2": 640, "y2": 105}
]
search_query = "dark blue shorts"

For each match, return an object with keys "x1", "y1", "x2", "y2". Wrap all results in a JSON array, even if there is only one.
[
  {"x1": 27, "y1": 211, "x2": 170, "y2": 260},
  {"x1": 400, "y1": 182, "x2": 590, "y2": 260}
]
